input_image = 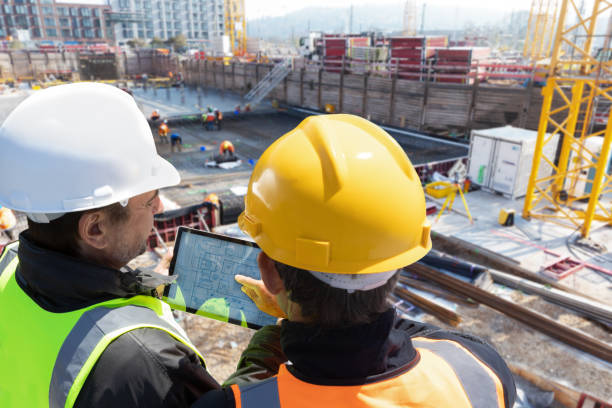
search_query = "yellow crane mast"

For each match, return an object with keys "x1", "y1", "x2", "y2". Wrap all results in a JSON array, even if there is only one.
[
  {"x1": 224, "y1": 0, "x2": 247, "y2": 56},
  {"x1": 523, "y1": 0, "x2": 612, "y2": 238}
]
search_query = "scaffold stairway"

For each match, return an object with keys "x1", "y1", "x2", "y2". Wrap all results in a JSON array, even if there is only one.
[{"x1": 244, "y1": 59, "x2": 291, "y2": 106}]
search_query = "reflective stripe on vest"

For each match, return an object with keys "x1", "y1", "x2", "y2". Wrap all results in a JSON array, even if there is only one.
[
  {"x1": 412, "y1": 338, "x2": 504, "y2": 408},
  {"x1": 232, "y1": 377, "x2": 280, "y2": 408},
  {"x1": 0, "y1": 242, "x2": 18, "y2": 280},
  {"x1": 233, "y1": 337, "x2": 505, "y2": 408},
  {"x1": 49, "y1": 303, "x2": 200, "y2": 408}
]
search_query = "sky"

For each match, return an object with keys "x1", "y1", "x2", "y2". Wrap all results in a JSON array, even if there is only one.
[{"x1": 245, "y1": 0, "x2": 535, "y2": 20}]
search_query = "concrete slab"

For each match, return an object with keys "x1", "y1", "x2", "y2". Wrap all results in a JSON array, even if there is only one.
[
  {"x1": 430, "y1": 189, "x2": 612, "y2": 304},
  {"x1": 132, "y1": 85, "x2": 267, "y2": 118}
]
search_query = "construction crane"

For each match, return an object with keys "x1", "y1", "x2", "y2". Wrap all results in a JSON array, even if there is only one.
[
  {"x1": 224, "y1": 0, "x2": 247, "y2": 56},
  {"x1": 523, "y1": 0, "x2": 559, "y2": 61},
  {"x1": 523, "y1": 0, "x2": 612, "y2": 239}
]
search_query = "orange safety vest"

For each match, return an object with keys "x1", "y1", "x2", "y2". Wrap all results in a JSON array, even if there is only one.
[
  {"x1": 231, "y1": 337, "x2": 506, "y2": 408},
  {"x1": 159, "y1": 124, "x2": 169, "y2": 135}
]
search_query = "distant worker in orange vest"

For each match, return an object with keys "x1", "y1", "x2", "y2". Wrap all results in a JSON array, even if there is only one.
[
  {"x1": 204, "y1": 107, "x2": 216, "y2": 131},
  {"x1": 158, "y1": 120, "x2": 169, "y2": 144},
  {"x1": 150, "y1": 109, "x2": 160, "y2": 122},
  {"x1": 214, "y1": 109, "x2": 223, "y2": 131},
  {"x1": 219, "y1": 140, "x2": 234, "y2": 157},
  {"x1": 193, "y1": 115, "x2": 516, "y2": 408}
]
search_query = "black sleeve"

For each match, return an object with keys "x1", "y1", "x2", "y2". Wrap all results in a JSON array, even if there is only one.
[
  {"x1": 191, "y1": 388, "x2": 235, "y2": 408},
  {"x1": 75, "y1": 328, "x2": 220, "y2": 408},
  {"x1": 422, "y1": 329, "x2": 516, "y2": 408}
]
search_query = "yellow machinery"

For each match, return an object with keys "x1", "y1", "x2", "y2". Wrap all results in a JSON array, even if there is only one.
[
  {"x1": 224, "y1": 0, "x2": 246, "y2": 56},
  {"x1": 523, "y1": 0, "x2": 559, "y2": 61},
  {"x1": 523, "y1": 0, "x2": 612, "y2": 238}
]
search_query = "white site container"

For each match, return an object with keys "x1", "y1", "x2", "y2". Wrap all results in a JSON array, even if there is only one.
[{"x1": 468, "y1": 126, "x2": 558, "y2": 199}]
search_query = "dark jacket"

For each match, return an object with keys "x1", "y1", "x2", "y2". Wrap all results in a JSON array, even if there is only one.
[
  {"x1": 194, "y1": 309, "x2": 516, "y2": 407},
  {"x1": 15, "y1": 232, "x2": 219, "y2": 407}
]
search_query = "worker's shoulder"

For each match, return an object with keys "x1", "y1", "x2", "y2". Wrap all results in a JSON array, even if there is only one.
[
  {"x1": 77, "y1": 328, "x2": 211, "y2": 407},
  {"x1": 83, "y1": 327, "x2": 205, "y2": 390}
]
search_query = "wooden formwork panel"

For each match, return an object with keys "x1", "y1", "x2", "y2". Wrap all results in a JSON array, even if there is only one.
[
  {"x1": 343, "y1": 74, "x2": 364, "y2": 90},
  {"x1": 367, "y1": 76, "x2": 392, "y2": 93},
  {"x1": 321, "y1": 71, "x2": 341, "y2": 87},
  {"x1": 395, "y1": 79, "x2": 425, "y2": 95},
  {"x1": 286, "y1": 82, "x2": 301, "y2": 106},
  {"x1": 365, "y1": 90, "x2": 391, "y2": 123},
  {"x1": 342, "y1": 87, "x2": 363, "y2": 115}
]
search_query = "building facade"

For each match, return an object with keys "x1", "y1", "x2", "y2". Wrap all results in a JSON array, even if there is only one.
[
  {"x1": 108, "y1": 0, "x2": 225, "y2": 48},
  {"x1": 0, "y1": 1, "x2": 112, "y2": 45}
]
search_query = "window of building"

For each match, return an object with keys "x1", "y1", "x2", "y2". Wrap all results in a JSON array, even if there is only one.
[
  {"x1": 73, "y1": 28, "x2": 80, "y2": 37},
  {"x1": 145, "y1": 21, "x2": 152, "y2": 29},
  {"x1": 0, "y1": 29, "x2": 5, "y2": 37},
  {"x1": 59, "y1": 17, "x2": 69, "y2": 27},
  {"x1": 106, "y1": 28, "x2": 113, "y2": 38},
  {"x1": 80, "y1": 8, "x2": 91, "y2": 17},
  {"x1": 31, "y1": 27, "x2": 41, "y2": 37},
  {"x1": 57, "y1": 7, "x2": 68, "y2": 16},
  {"x1": 41, "y1": 6, "x2": 53, "y2": 15},
  {"x1": 40, "y1": 0, "x2": 53, "y2": 3},
  {"x1": 119, "y1": 0, "x2": 129, "y2": 9},
  {"x1": 61, "y1": 28, "x2": 71, "y2": 38},
  {"x1": 83, "y1": 28, "x2": 93, "y2": 38},
  {"x1": 44, "y1": 17, "x2": 55, "y2": 27},
  {"x1": 14, "y1": 0, "x2": 25, "y2": 4},
  {"x1": 15, "y1": 15, "x2": 28, "y2": 28},
  {"x1": 70, "y1": 8, "x2": 78, "y2": 17},
  {"x1": 82, "y1": 18, "x2": 92, "y2": 27},
  {"x1": 3, "y1": 5, "x2": 10, "y2": 14},
  {"x1": 138, "y1": 30, "x2": 144, "y2": 38},
  {"x1": 46, "y1": 28, "x2": 57, "y2": 37},
  {"x1": 174, "y1": 21, "x2": 181, "y2": 29},
  {"x1": 92, "y1": 8, "x2": 99, "y2": 17},
  {"x1": 146, "y1": 30, "x2": 153, "y2": 38},
  {"x1": 71, "y1": 17, "x2": 79, "y2": 27},
  {"x1": 30, "y1": 16, "x2": 40, "y2": 27},
  {"x1": 14, "y1": 5, "x2": 27, "y2": 14},
  {"x1": 96, "y1": 28, "x2": 103, "y2": 38},
  {"x1": 94, "y1": 19, "x2": 101, "y2": 28},
  {"x1": 30, "y1": 6, "x2": 38, "y2": 14}
]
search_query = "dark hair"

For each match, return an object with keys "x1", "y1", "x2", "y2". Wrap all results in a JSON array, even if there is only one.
[
  {"x1": 26, "y1": 203, "x2": 130, "y2": 257},
  {"x1": 275, "y1": 261, "x2": 398, "y2": 327}
]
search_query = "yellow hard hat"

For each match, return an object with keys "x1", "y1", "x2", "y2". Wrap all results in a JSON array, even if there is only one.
[{"x1": 238, "y1": 114, "x2": 431, "y2": 274}]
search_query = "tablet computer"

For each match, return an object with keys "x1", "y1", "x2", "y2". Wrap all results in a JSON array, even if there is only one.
[{"x1": 163, "y1": 226, "x2": 278, "y2": 329}]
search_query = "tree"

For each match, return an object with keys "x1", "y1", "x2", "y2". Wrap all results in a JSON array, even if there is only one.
[
  {"x1": 151, "y1": 36, "x2": 165, "y2": 48},
  {"x1": 126, "y1": 38, "x2": 146, "y2": 49},
  {"x1": 166, "y1": 34, "x2": 187, "y2": 52}
]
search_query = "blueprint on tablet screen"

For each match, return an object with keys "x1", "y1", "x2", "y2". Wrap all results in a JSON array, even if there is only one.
[{"x1": 166, "y1": 231, "x2": 277, "y2": 328}]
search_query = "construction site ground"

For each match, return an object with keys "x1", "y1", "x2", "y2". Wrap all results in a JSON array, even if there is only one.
[{"x1": 1, "y1": 88, "x2": 611, "y2": 404}]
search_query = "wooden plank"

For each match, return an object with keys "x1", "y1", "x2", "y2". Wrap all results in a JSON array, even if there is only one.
[
  {"x1": 489, "y1": 269, "x2": 612, "y2": 324},
  {"x1": 394, "y1": 285, "x2": 461, "y2": 327},
  {"x1": 407, "y1": 263, "x2": 612, "y2": 363}
]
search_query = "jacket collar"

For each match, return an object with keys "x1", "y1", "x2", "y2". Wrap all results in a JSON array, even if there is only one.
[
  {"x1": 16, "y1": 232, "x2": 173, "y2": 313},
  {"x1": 280, "y1": 308, "x2": 418, "y2": 382}
]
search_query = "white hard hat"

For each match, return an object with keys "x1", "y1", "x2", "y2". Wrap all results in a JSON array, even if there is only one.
[{"x1": 0, "y1": 82, "x2": 180, "y2": 222}]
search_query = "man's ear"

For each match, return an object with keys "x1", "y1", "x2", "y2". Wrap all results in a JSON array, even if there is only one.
[
  {"x1": 258, "y1": 252, "x2": 285, "y2": 295},
  {"x1": 77, "y1": 211, "x2": 108, "y2": 250}
]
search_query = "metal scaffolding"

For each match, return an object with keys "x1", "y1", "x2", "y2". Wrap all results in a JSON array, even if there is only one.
[{"x1": 523, "y1": 0, "x2": 612, "y2": 238}]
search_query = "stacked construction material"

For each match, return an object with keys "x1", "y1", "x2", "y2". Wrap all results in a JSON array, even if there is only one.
[
  {"x1": 323, "y1": 35, "x2": 347, "y2": 73},
  {"x1": 433, "y1": 47, "x2": 491, "y2": 84},
  {"x1": 389, "y1": 36, "x2": 447, "y2": 80}
]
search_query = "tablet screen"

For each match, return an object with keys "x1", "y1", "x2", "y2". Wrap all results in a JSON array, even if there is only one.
[{"x1": 164, "y1": 227, "x2": 278, "y2": 329}]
